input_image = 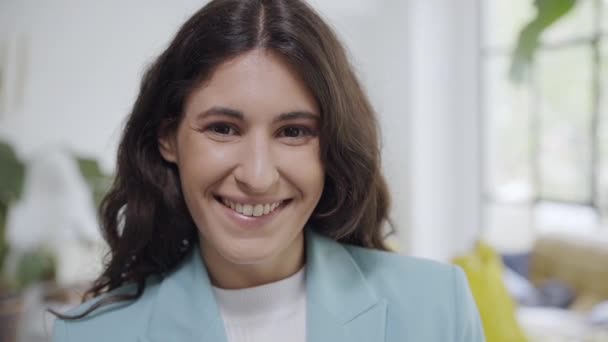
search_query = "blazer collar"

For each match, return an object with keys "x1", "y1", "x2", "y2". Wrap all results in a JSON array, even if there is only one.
[
  {"x1": 140, "y1": 229, "x2": 386, "y2": 342},
  {"x1": 305, "y1": 229, "x2": 387, "y2": 342},
  {"x1": 139, "y1": 245, "x2": 227, "y2": 342}
]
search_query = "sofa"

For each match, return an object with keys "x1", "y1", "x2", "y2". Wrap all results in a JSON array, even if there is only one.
[{"x1": 516, "y1": 232, "x2": 608, "y2": 341}]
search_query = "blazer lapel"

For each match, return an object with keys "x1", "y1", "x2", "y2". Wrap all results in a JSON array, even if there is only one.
[
  {"x1": 139, "y1": 247, "x2": 228, "y2": 342},
  {"x1": 306, "y1": 230, "x2": 387, "y2": 342}
]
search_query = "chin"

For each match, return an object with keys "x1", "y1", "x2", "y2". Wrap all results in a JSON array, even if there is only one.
[{"x1": 213, "y1": 236, "x2": 282, "y2": 265}]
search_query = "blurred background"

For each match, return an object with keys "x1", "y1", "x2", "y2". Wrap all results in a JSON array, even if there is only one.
[{"x1": 0, "y1": 0, "x2": 606, "y2": 341}]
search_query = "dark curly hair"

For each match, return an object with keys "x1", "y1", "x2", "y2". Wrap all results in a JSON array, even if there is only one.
[{"x1": 55, "y1": 0, "x2": 392, "y2": 320}]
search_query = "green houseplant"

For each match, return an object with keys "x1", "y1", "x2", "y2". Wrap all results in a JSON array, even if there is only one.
[
  {"x1": 0, "y1": 140, "x2": 110, "y2": 341},
  {"x1": 0, "y1": 140, "x2": 29, "y2": 342},
  {"x1": 0, "y1": 141, "x2": 57, "y2": 294},
  {"x1": 510, "y1": 0, "x2": 577, "y2": 82}
]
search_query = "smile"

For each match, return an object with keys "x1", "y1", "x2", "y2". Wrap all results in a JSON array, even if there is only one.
[{"x1": 216, "y1": 196, "x2": 290, "y2": 217}]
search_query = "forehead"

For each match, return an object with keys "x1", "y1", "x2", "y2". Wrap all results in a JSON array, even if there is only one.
[{"x1": 184, "y1": 49, "x2": 319, "y2": 119}]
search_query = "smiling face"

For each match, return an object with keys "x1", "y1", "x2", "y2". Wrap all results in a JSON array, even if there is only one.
[{"x1": 159, "y1": 49, "x2": 324, "y2": 287}]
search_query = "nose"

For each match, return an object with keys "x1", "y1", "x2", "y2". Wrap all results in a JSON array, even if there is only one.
[{"x1": 233, "y1": 133, "x2": 279, "y2": 194}]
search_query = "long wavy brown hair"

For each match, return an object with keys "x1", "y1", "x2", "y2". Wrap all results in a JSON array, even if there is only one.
[{"x1": 55, "y1": 0, "x2": 392, "y2": 320}]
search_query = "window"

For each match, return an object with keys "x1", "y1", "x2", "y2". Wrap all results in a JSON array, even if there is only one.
[{"x1": 481, "y1": 0, "x2": 608, "y2": 252}]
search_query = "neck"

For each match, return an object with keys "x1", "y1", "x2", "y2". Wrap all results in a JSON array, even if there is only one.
[{"x1": 200, "y1": 232, "x2": 305, "y2": 289}]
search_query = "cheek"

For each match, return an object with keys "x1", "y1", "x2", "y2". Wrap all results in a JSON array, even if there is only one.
[
  {"x1": 279, "y1": 144, "x2": 324, "y2": 195},
  {"x1": 176, "y1": 135, "x2": 238, "y2": 190}
]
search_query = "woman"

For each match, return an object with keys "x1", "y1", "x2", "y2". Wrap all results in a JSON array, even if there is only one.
[{"x1": 53, "y1": 0, "x2": 484, "y2": 341}]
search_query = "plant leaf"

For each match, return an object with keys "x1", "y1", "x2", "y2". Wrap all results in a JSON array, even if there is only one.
[
  {"x1": 76, "y1": 156, "x2": 112, "y2": 207},
  {"x1": 0, "y1": 141, "x2": 25, "y2": 204},
  {"x1": 510, "y1": 0, "x2": 576, "y2": 83},
  {"x1": 16, "y1": 250, "x2": 56, "y2": 289}
]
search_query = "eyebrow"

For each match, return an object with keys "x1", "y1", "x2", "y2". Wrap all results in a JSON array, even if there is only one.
[{"x1": 196, "y1": 106, "x2": 319, "y2": 123}]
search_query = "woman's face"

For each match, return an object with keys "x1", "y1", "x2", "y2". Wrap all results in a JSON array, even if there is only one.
[{"x1": 159, "y1": 49, "x2": 324, "y2": 274}]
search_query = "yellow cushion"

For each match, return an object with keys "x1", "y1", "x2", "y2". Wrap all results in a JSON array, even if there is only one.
[{"x1": 453, "y1": 242, "x2": 528, "y2": 342}]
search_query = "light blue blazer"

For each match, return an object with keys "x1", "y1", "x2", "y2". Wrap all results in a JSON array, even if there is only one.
[{"x1": 53, "y1": 230, "x2": 485, "y2": 341}]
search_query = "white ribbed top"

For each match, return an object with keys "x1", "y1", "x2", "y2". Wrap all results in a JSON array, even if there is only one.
[{"x1": 211, "y1": 267, "x2": 307, "y2": 342}]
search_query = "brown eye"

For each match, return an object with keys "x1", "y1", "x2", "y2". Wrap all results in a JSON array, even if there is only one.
[
  {"x1": 284, "y1": 127, "x2": 302, "y2": 137},
  {"x1": 208, "y1": 123, "x2": 237, "y2": 135},
  {"x1": 280, "y1": 126, "x2": 313, "y2": 138}
]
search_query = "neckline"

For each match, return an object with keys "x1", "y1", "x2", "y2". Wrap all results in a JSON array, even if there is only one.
[{"x1": 211, "y1": 266, "x2": 306, "y2": 320}]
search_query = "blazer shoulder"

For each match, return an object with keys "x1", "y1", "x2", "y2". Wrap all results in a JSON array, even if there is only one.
[
  {"x1": 344, "y1": 244, "x2": 455, "y2": 285},
  {"x1": 344, "y1": 244, "x2": 485, "y2": 341},
  {"x1": 343, "y1": 244, "x2": 465, "y2": 313},
  {"x1": 52, "y1": 279, "x2": 161, "y2": 342}
]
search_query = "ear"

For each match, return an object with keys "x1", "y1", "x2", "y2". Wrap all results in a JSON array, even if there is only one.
[{"x1": 158, "y1": 125, "x2": 178, "y2": 163}]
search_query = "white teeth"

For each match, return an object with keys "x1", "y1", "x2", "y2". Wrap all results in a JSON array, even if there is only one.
[
  {"x1": 253, "y1": 204, "x2": 264, "y2": 217},
  {"x1": 219, "y1": 197, "x2": 284, "y2": 217},
  {"x1": 242, "y1": 204, "x2": 254, "y2": 216}
]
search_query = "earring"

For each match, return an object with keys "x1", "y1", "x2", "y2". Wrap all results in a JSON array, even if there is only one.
[{"x1": 179, "y1": 239, "x2": 190, "y2": 253}]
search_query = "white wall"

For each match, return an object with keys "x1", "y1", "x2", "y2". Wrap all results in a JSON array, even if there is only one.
[
  {"x1": 0, "y1": 0, "x2": 482, "y2": 261},
  {"x1": 407, "y1": 0, "x2": 482, "y2": 260},
  {"x1": 0, "y1": 0, "x2": 206, "y2": 171}
]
